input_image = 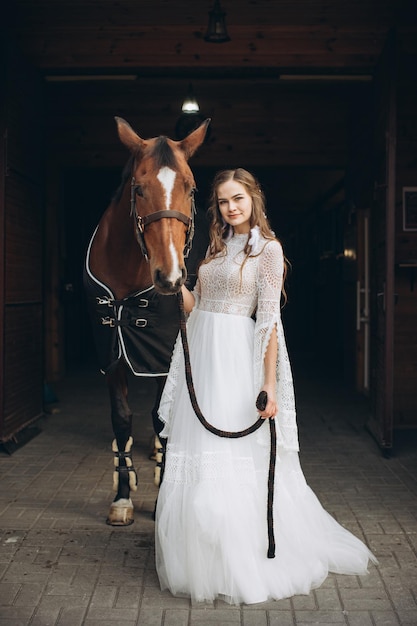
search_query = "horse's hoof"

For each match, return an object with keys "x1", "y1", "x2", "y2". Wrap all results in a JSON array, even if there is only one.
[
  {"x1": 106, "y1": 498, "x2": 134, "y2": 526},
  {"x1": 154, "y1": 464, "x2": 161, "y2": 487}
]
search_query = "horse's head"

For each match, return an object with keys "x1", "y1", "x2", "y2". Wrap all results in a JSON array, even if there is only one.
[{"x1": 115, "y1": 116, "x2": 210, "y2": 295}]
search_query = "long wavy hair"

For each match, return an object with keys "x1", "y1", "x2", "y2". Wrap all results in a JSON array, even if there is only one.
[{"x1": 202, "y1": 168, "x2": 288, "y2": 302}]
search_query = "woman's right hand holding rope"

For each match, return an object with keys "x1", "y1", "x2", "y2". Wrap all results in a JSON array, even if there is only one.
[{"x1": 257, "y1": 384, "x2": 278, "y2": 419}]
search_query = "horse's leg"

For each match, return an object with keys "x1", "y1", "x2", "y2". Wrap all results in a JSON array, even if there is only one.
[
  {"x1": 150, "y1": 377, "x2": 168, "y2": 520},
  {"x1": 151, "y1": 377, "x2": 167, "y2": 488},
  {"x1": 106, "y1": 359, "x2": 137, "y2": 526}
]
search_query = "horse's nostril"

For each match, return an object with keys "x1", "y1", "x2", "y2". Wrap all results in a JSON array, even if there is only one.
[
  {"x1": 154, "y1": 269, "x2": 162, "y2": 285},
  {"x1": 153, "y1": 268, "x2": 186, "y2": 294}
]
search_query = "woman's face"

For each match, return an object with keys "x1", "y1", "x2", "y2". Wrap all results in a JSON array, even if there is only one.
[{"x1": 217, "y1": 179, "x2": 252, "y2": 235}]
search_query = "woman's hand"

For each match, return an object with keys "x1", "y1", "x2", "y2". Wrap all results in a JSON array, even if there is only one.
[
  {"x1": 181, "y1": 284, "x2": 195, "y2": 314},
  {"x1": 257, "y1": 383, "x2": 278, "y2": 419}
]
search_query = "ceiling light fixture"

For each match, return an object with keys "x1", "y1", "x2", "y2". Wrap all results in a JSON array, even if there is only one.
[
  {"x1": 175, "y1": 84, "x2": 210, "y2": 141},
  {"x1": 181, "y1": 83, "x2": 200, "y2": 113},
  {"x1": 204, "y1": 0, "x2": 230, "y2": 43}
]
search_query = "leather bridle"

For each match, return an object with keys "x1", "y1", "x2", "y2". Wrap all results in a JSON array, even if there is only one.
[{"x1": 130, "y1": 177, "x2": 195, "y2": 261}]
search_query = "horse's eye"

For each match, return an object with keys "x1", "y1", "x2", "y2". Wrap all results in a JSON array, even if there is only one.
[
  {"x1": 135, "y1": 185, "x2": 144, "y2": 197},
  {"x1": 190, "y1": 187, "x2": 197, "y2": 197}
]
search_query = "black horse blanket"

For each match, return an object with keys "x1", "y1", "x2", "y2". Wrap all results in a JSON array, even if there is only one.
[{"x1": 84, "y1": 233, "x2": 180, "y2": 377}]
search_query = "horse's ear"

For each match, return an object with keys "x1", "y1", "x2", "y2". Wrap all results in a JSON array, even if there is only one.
[
  {"x1": 115, "y1": 116, "x2": 147, "y2": 154},
  {"x1": 179, "y1": 118, "x2": 211, "y2": 159}
]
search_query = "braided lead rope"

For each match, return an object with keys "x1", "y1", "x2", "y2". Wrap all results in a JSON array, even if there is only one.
[{"x1": 177, "y1": 291, "x2": 276, "y2": 558}]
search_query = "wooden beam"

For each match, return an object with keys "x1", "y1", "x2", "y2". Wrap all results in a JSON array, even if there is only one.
[
  {"x1": 15, "y1": 25, "x2": 386, "y2": 71},
  {"x1": 11, "y1": 0, "x2": 400, "y2": 29}
]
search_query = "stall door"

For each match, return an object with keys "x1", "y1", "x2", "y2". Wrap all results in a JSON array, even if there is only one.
[
  {"x1": 0, "y1": 43, "x2": 44, "y2": 443},
  {"x1": 368, "y1": 30, "x2": 397, "y2": 454},
  {"x1": 356, "y1": 210, "x2": 370, "y2": 394}
]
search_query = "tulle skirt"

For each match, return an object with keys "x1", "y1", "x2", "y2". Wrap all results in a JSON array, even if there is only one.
[{"x1": 155, "y1": 309, "x2": 377, "y2": 605}]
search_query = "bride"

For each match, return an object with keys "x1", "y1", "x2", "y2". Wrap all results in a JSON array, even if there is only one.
[{"x1": 155, "y1": 167, "x2": 377, "y2": 605}]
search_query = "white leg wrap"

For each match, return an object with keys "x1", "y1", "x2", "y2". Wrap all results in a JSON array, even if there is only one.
[{"x1": 112, "y1": 436, "x2": 138, "y2": 492}]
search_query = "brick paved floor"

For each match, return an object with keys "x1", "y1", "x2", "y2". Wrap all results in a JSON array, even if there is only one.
[{"x1": 1, "y1": 360, "x2": 416, "y2": 625}]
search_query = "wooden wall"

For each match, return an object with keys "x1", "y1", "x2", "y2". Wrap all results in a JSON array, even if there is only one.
[{"x1": 0, "y1": 43, "x2": 44, "y2": 441}]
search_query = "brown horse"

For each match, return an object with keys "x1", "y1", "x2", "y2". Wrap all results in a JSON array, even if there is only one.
[{"x1": 84, "y1": 116, "x2": 210, "y2": 525}]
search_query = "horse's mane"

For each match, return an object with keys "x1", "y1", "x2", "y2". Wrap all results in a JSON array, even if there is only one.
[
  {"x1": 149, "y1": 136, "x2": 177, "y2": 169},
  {"x1": 112, "y1": 137, "x2": 177, "y2": 204}
]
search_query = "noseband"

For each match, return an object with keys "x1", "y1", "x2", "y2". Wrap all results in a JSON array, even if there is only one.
[{"x1": 130, "y1": 177, "x2": 195, "y2": 261}]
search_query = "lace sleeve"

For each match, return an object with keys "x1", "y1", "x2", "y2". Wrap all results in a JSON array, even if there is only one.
[
  {"x1": 191, "y1": 276, "x2": 201, "y2": 309},
  {"x1": 254, "y1": 240, "x2": 299, "y2": 451},
  {"x1": 254, "y1": 240, "x2": 283, "y2": 390},
  {"x1": 255, "y1": 240, "x2": 283, "y2": 329}
]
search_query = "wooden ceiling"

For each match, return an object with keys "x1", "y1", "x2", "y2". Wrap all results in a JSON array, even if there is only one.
[{"x1": 8, "y1": 0, "x2": 416, "y2": 77}]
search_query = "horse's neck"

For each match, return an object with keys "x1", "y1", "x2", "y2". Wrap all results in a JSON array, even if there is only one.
[{"x1": 90, "y1": 195, "x2": 152, "y2": 299}]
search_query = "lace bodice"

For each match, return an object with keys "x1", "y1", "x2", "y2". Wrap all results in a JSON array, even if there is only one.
[
  {"x1": 194, "y1": 233, "x2": 283, "y2": 318},
  {"x1": 159, "y1": 232, "x2": 299, "y2": 452}
]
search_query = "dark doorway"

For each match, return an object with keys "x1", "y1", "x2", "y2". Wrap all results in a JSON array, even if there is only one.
[{"x1": 62, "y1": 167, "x2": 121, "y2": 367}]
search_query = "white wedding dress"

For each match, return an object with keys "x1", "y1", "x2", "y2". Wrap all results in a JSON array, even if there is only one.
[{"x1": 155, "y1": 233, "x2": 377, "y2": 605}]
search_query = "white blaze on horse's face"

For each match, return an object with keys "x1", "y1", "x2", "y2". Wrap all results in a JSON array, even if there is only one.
[
  {"x1": 157, "y1": 166, "x2": 176, "y2": 210},
  {"x1": 156, "y1": 166, "x2": 182, "y2": 284}
]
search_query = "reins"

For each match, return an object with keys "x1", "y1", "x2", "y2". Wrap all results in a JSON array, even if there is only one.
[{"x1": 177, "y1": 290, "x2": 277, "y2": 559}]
